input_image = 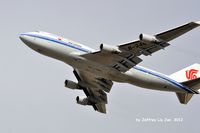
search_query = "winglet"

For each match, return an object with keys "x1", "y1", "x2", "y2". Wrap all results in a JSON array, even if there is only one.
[{"x1": 194, "y1": 21, "x2": 200, "y2": 25}]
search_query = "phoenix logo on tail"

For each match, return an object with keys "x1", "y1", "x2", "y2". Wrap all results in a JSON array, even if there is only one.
[{"x1": 185, "y1": 69, "x2": 198, "y2": 80}]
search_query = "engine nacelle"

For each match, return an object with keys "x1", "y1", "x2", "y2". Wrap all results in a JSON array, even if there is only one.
[
  {"x1": 100, "y1": 43, "x2": 121, "y2": 54},
  {"x1": 65, "y1": 80, "x2": 80, "y2": 90},
  {"x1": 76, "y1": 96, "x2": 90, "y2": 105},
  {"x1": 139, "y1": 34, "x2": 160, "y2": 44}
]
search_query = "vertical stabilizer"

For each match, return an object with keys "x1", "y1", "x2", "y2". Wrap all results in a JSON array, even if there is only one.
[{"x1": 169, "y1": 63, "x2": 200, "y2": 82}]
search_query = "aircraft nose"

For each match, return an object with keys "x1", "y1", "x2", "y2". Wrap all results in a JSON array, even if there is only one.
[
  {"x1": 19, "y1": 34, "x2": 26, "y2": 42},
  {"x1": 19, "y1": 33, "x2": 35, "y2": 45}
]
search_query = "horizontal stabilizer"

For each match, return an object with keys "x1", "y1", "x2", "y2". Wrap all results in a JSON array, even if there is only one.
[
  {"x1": 176, "y1": 77, "x2": 200, "y2": 104},
  {"x1": 176, "y1": 92, "x2": 193, "y2": 104},
  {"x1": 181, "y1": 77, "x2": 200, "y2": 92}
]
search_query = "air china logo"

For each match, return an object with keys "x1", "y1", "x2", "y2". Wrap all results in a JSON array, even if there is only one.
[
  {"x1": 185, "y1": 69, "x2": 199, "y2": 80},
  {"x1": 58, "y1": 37, "x2": 63, "y2": 41}
]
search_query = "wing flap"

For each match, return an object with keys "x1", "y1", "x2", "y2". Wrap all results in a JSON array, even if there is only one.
[
  {"x1": 118, "y1": 40, "x2": 169, "y2": 57},
  {"x1": 82, "y1": 51, "x2": 142, "y2": 72}
]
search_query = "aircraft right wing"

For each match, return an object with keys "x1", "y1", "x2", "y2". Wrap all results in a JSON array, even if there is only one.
[{"x1": 73, "y1": 69, "x2": 113, "y2": 113}]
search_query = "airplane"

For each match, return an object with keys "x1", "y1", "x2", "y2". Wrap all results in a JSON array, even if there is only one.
[{"x1": 20, "y1": 21, "x2": 200, "y2": 114}]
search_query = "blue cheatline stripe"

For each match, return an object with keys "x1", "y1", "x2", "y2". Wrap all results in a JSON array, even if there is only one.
[
  {"x1": 134, "y1": 66, "x2": 197, "y2": 94},
  {"x1": 20, "y1": 33, "x2": 91, "y2": 53},
  {"x1": 20, "y1": 33, "x2": 197, "y2": 94}
]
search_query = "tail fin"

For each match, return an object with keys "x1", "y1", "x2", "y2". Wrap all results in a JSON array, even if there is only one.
[
  {"x1": 169, "y1": 64, "x2": 200, "y2": 104},
  {"x1": 169, "y1": 63, "x2": 200, "y2": 82}
]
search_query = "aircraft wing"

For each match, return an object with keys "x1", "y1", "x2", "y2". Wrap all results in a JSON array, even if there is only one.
[
  {"x1": 81, "y1": 21, "x2": 200, "y2": 72},
  {"x1": 118, "y1": 21, "x2": 200, "y2": 56},
  {"x1": 156, "y1": 21, "x2": 200, "y2": 42},
  {"x1": 73, "y1": 69, "x2": 113, "y2": 113}
]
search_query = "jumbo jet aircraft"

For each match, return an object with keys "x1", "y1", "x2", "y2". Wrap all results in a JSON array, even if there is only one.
[{"x1": 20, "y1": 21, "x2": 200, "y2": 113}]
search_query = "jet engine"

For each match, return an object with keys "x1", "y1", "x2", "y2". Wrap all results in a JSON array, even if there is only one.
[
  {"x1": 76, "y1": 96, "x2": 91, "y2": 105},
  {"x1": 100, "y1": 43, "x2": 121, "y2": 54},
  {"x1": 65, "y1": 80, "x2": 80, "y2": 90},
  {"x1": 139, "y1": 33, "x2": 161, "y2": 44}
]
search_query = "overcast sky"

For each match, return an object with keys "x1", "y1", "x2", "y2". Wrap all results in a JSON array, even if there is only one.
[{"x1": 1, "y1": 0, "x2": 200, "y2": 133}]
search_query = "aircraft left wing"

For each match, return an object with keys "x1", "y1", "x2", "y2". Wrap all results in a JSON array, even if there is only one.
[
  {"x1": 73, "y1": 69, "x2": 113, "y2": 113},
  {"x1": 118, "y1": 21, "x2": 200, "y2": 56},
  {"x1": 81, "y1": 21, "x2": 200, "y2": 73}
]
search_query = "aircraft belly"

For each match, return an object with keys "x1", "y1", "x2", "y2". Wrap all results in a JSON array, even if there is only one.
[{"x1": 124, "y1": 69, "x2": 182, "y2": 92}]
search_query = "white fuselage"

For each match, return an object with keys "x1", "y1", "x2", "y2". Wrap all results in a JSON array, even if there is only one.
[{"x1": 19, "y1": 31, "x2": 194, "y2": 94}]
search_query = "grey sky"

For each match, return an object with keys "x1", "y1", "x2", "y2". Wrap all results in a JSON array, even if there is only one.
[{"x1": 1, "y1": 0, "x2": 200, "y2": 132}]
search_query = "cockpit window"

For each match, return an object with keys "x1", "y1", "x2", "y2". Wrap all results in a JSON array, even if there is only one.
[
  {"x1": 47, "y1": 33, "x2": 61, "y2": 38},
  {"x1": 34, "y1": 31, "x2": 64, "y2": 41}
]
